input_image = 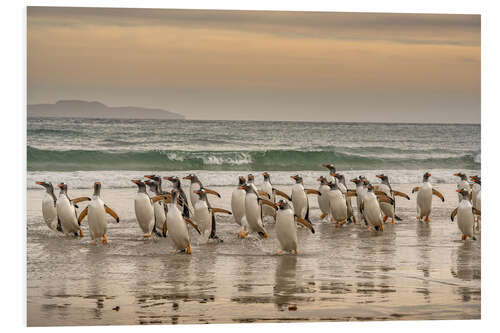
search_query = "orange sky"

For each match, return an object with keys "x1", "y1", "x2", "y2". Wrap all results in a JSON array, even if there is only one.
[{"x1": 27, "y1": 7, "x2": 480, "y2": 123}]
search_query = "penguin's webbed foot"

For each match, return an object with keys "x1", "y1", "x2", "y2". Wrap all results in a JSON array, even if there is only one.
[{"x1": 102, "y1": 235, "x2": 108, "y2": 244}]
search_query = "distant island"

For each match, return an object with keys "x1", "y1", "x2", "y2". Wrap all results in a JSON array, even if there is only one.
[{"x1": 27, "y1": 100, "x2": 185, "y2": 120}]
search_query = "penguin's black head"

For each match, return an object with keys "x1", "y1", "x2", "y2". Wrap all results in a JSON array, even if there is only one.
[
  {"x1": 317, "y1": 176, "x2": 327, "y2": 184},
  {"x1": 164, "y1": 176, "x2": 180, "y2": 187},
  {"x1": 376, "y1": 174, "x2": 389, "y2": 183},
  {"x1": 131, "y1": 179, "x2": 146, "y2": 191},
  {"x1": 193, "y1": 188, "x2": 206, "y2": 199},
  {"x1": 144, "y1": 174, "x2": 161, "y2": 183},
  {"x1": 36, "y1": 181, "x2": 54, "y2": 192},
  {"x1": 145, "y1": 179, "x2": 159, "y2": 193},
  {"x1": 239, "y1": 183, "x2": 251, "y2": 192},
  {"x1": 275, "y1": 199, "x2": 290, "y2": 210},
  {"x1": 423, "y1": 172, "x2": 431, "y2": 181},
  {"x1": 321, "y1": 164, "x2": 336, "y2": 173},
  {"x1": 93, "y1": 182, "x2": 102, "y2": 196},
  {"x1": 183, "y1": 174, "x2": 197, "y2": 182},
  {"x1": 454, "y1": 172, "x2": 467, "y2": 181},
  {"x1": 57, "y1": 182, "x2": 68, "y2": 192},
  {"x1": 291, "y1": 174, "x2": 302, "y2": 183},
  {"x1": 366, "y1": 183, "x2": 374, "y2": 192},
  {"x1": 238, "y1": 176, "x2": 246, "y2": 186},
  {"x1": 350, "y1": 178, "x2": 361, "y2": 185},
  {"x1": 456, "y1": 188, "x2": 469, "y2": 200},
  {"x1": 327, "y1": 181, "x2": 338, "y2": 190},
  {"x1": 247, "y1": 174, "x2": 255, "y2": 183},
  {"x1": 262, "y1": 172, "x2": 270, "y2": 181}
]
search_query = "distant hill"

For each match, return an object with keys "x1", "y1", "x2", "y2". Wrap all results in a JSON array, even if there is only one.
[{"x1": 27, "y1": 100, "x2": 185, "y2": 120}]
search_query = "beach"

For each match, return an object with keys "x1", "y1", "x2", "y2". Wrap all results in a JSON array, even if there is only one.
[{"x1": 27, "y1": 182, "x2": 480, "y2": 326}]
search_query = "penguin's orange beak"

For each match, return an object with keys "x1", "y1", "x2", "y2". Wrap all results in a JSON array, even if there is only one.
[
  {"x1": 144, "y1": 175, "x2": 152, "y2": 179},
  {"x1": 290, "y1": 175, "x2": 297, "y2": 179},
  {"x1": 238, "y1": 186, "x2": 245, "y2": 190},
  {"x1": 95, "y1": 182, "x2": 101, "y2": 185},
  {"x1": 163, "y1": 176, "x2": 173, "y2": 181},
  {"x1": 376, "y1": 175, "x2": 383, "y2": 179},
  {"x1": 454, "y1": 173, "x2": 460, "y2": 176},
  {"x1": 183, "y1": 176, "x2": 190, "y2": 180},
  {"x1": 275, "y1": 202, "x2": 281, "y2": 207},
  {"x1": 456, "y1": 189, "x2": 462, "y2": 193},
  {"x1": 350, "y1": 179, "x2": 357, "y2": 183},
  {"x1": 57, "y1": 183, "x2": 63, "y2": 188},
  {"x1": 193, "y1": 190, "x2": 200, "y2": 194},
  {"x1": 321, "y1": 164, "x2": 328, "y2": 167},
  {"x1": 131, "y1": 179, "x2": 139, "y2": 184},
  {"x1": 36, "y1": 181, "x2": 43, "y2": 185}
]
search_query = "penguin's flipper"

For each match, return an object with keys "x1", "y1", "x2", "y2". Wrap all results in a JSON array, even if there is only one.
[
  {"x1": 394, "y1": 214, "x2": 403, "y2": 221},
  {"x1": 104, "y1": 204, "x2": 120, "y2": 223},
  {"x1": 305, "y1": 189, "x2": 321, "y2": 196},
  {"x1": 472, "y1": 208, "x2": 481, "y2": 216},
  {"x1": 162, "y1": 221, "x2": 168, "y2": 237},
  {"x1": 184, "y1": 217, "x2": 201, "y2": 235},
  {"x1": 259, "y1": 198, "x2": 277, "y2": 209},
  {"x1": 305, "y1": 204, "x2": 310, "y2": 222},
  {"x1": 257, "y1": 190, "x2": 271, "y2": 199},
  {"x1": 411, "y1": 186, "x2": 420, "y2": 194},
  {"x1": 77, "y1": 207, "x2": 88, "y2": 225},
  {"x1": 274, "y1": 189, "x2": 291, "y2": 201},
  {"x1": 393, "y1": 191, "x2": 410, "y2": 200},
  {"x1": 72, "y1": 196, "x2": 91, "y2": 204},
  {"x1": 346, "y1": 190, "x2": 357, "y2": 197},
  {"x1": 204, "y1": 188, "x2": 221, "y2": 198},
  {"x1": 57, "y1": 218, "x2": 63, "y2": 232},
  {"x1": 211, "y1": 207, "x2": 232, "y2": 215},
  {"x1": 295, "y1": 216, "x2": 315, "y2": 234},
  {"x1": 450, "y1": 208, "x2": 458, "y2": 221},
  {"x1": 377, "y1": 195, "x2": 394, "y2": 206},
  {"x1": 151, "y1": 194, "x2": 171, "y2": 204},
  {"x1": 432, "y1": 189, "x2": 445, "y2": 202}
]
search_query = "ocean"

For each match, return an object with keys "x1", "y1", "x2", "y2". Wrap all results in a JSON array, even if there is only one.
[{"x1": 27, "y1": 117, "x2": 480, "y2": 188}]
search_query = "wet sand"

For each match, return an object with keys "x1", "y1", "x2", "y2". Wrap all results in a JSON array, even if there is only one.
[{"x1": 26, "y1": 183, "x2": 480, "y2": 326}]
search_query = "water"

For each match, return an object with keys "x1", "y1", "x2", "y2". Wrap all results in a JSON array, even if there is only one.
[{"x1": 27, "y1": 118, "x2": 480, "y2": 172}]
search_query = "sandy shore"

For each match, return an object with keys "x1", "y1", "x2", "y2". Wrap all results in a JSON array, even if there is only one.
[{"x1": 27, "y1": 183, "x2": 480, "y2": 326}]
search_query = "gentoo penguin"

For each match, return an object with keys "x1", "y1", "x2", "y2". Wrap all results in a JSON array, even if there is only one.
[
  {"x1": 451, "y1": 189, "x2": 480, "y2": 241},
  {"x1": 290, "y1": 174, "x2": 321, "y2": 222},
  {"x1": 412, "y1": 172, "x2": 445, "y2": 222},
  {"x1": 322, "y1": 164, "x2": 337, "y2": 183},
  {"x1": 316, "y1": 176, "x2": 331, "y2": 220},
  {"x1": 275, "y1": 199, "x2": 315, "y2": 255},
  {"x1": 332, "y1": 173, "x2": 355, "y2": 223},
  {"x1": 375, "y1": 174, "x2": 410, "y2": 224},
  {"x1": 351, "y1": 177, "x2": 366, "y2": 224},
  {"x1": 163, "y1": 176, "x2": 191, "y2": 218},
  {"x1": 56, "y1": 183, "x2": 90, "y2": 237},
  {"x1": 192, "y1": 188, "x2": 231, "y2": 241},
  {"x1": 145, "y1": 180, "x2": 168, "y2": 237},
  {"x1": 360, "y1": 184, "x2": 394, "y2": 232},
  {"x1": 470, "y1": 175, "x2": 481, "y2": 230},
  {"x1": 167, "y1": 189, "x2": 201, "y2": 254},
  {"x1": 77, "y1": 182, "x2": 119, "y2": 245},
  {"x1": 261, "y1": 172, "x2": 276, "y2": 221},
  {"x1": 183, "y1": 174, "x2": 221, "y2": 209},
  {"x1": 325, "y1": 181, "x2": 348, "y2": 227},
  {"x1": 36, "y1": 181, "x2": 62, "y2": 232},
  {"x1": 144, "y1": 174, "x2": 167, "y2": 194},
  {"x1": 239, "y1": 183, "x2": 275, "y2": 238},
  {"x1": 454, "y1": 172, "x2": 471, "y2": 201},
  {"x1": 131, "y1": 179, "x2": 170, "y2": 237},
  {"x1": 231, "y1": 176, "x2": 249, "y2": 238}
]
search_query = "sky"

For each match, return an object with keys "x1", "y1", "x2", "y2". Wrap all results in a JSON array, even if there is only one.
[{"x1": 27, "y1": 7, "x2": 481, "y2": 123}]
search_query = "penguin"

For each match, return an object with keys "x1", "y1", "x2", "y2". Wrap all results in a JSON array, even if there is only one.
[
  {"x1": 290, "y1": 174, "x2": 321, "y2": 222},
  {"x1": 145, "y1": 180, "x2": 168, "y2": 237},
  {"x1": 260, "y1": 172, "x2": 276, "y2": 221},
  {"x1": 239, "y1": 183, "x2": 275, "y2": 238},
  {"x1": 325, "y1": 181, "x2": 348, "y2": 227},
  {"x1": 412, "y1": 172, "x2": 445, "y2": 222},
  {"x1": 451, "y1": 189, "x2": 480, "y2": 241},
  {"x1": 275, "y1": 199, "x2": 315, "y2": 255},
  {"x1": 359, "y1": 184, "x2": 394, "y2": 232},
  {"x1": 351, "y1": 177, "x2": 366, "y2": 224},
  {"x1": 470, "y1": 175, "x2": 481, "y2": 230},
  {"x1": 332, "y1": 173, "x2": 355, "y2": 223},
  {"x1": 375, "y1": 174, "x2": 410, "y2": 224},
  {"x1": 131, "y1": 179, "x2": 170, "y2": 237},
  {"x1": 316, "y1": 176, "x2": 331, "y2": 221},
  {"x1": 77, "y1": 182, "x2": 119, "y2": 245},
  {"x1": 144, "y1": 174, "x2": 167, "y2": 194},
  {"x1": 163, "y1": 176, "x2": 191, "y2": 218},
  {"x1": 192, "y1": 188, "x2": 231, "y2": 241},
  {"x1": 183, "y1": 174, "x2": 221, "y2": 209},
  {"x1": 231, "y1": 176, "x2": 249, "y2": 238},
  {"x1": 36, "y1": 181, "x2": 62, "y2": 232},
  {"x1": 322, "y1": 164, "x2": 337, "y2": 183},
  {"x1": 56, "y1": 183, "x2": 90, "y2": 237},
  {"x1": 166, "y1": 189, "x2": 201, "y2": 254},
  {"x1": 454, "y1": 172, "x2": 471, "y2": 201}
]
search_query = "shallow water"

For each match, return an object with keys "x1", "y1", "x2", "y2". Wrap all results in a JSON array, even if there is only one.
[{"x1": 27, "y1": 183, "x2": 480, "y2": 326}]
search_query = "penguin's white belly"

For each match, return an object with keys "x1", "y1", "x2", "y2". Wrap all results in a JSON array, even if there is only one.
[
  {"x1": 167, "y1": 208, "x2": 190, "y2": 250},
  {"x1": 41, "y1": 194, "x2": 58, "y2": 230},
  {"x1": 364, "y1": 196, "x2": 383, "y2": 226},
  {"x1": 380, "y1": 202, "x2": 394, "y2": 218},
  {"x1": 194, "y1": 202, "x2": 210, "y2": 235},
  {"x1": 291, "y1": 186, "x2": 307, "y2": 219},
  {"x1": 56, "y1": 197, "x2": 79, "y2": 234},
  {"x1": 328, "y1": 190, "x2": 347, "y2": 222},
  {"x1": 134, "y1": 194, "x2": 154, "y2": 234},
  {"x1": 153, "y1": 201, "x2": 167, "y2": 229},
  {"x1": 276, "y1": 210, "x2": 298, "y2": 251},
  {"x1": 261, "y1": 182, "x2": 275, "y2": 218},
  {"x1": 245, "y1": 194, "x2": 264, "y2": 232},
  {"x1": 189, "y1": 183, "x2": 201, "y2": 207},
  {"x1": 88, "y1": 199, "x2": 107, "y2": 239},
  {"x1": 318, "y1": 185, "x2": 330, "y2": 215},
  {"x1": 231, "y1": 189, "x2": 246, "y2": 226},
  {"x1": 457, "y1": 202, "x2": 474, "y2": 237},
  {"x1": 417, "y1": 185, "x2": 432, "y2": 217}
]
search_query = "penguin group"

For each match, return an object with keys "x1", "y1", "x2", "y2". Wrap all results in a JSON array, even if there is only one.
[{"x1": 35, "y1": 168, "x2": 481, "y2": 254}]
